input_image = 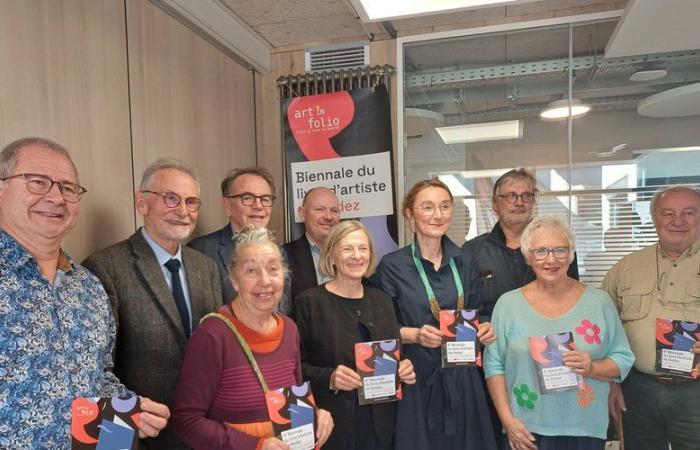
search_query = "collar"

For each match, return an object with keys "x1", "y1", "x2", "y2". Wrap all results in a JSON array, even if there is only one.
[
  {"x1": 0, "y1": 228, "x2": 75, "y2": 273},
  {"x1": 657, "y1": 238, "x2": 700, "y2": 260},
  {"x1": 305, "y1": 234, "x2": 322, "y2": 252},
  {"x1": 141, "y1": 227, "x2": 182, "y2": 266},
  {"x1": 412, "y1": 234, "x2": 461, "y2": 269},
  {"x1": 488, "y1": 221, "x2": 508, "y2": 248}
]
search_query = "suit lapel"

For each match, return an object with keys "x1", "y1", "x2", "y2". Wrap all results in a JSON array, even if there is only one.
[
  {"x1": 183, "y1": 247, "x2": 212, "y2": 325},
  {"x1": 129, "y1": 232, "x2": 188, "y2": 345},
  {"x1": 217, "y1": 225, "x2": 234, "y2": 274},
  {"x1": 298, "y1": 235, "x2": 318, "y2": 288}
]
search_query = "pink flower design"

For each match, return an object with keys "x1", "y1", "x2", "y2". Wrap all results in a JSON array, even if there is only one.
[{"x1": 575, "y1": 319, "x2": 601, "y2": 345}]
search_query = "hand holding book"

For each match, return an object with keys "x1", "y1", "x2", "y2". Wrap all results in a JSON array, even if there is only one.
[
  {"x1": 562, "y1": 350, "x2": 593, "y2": 376},
  {"x1": 330, "y1": 365, "x2": 363, "y2": 391}
]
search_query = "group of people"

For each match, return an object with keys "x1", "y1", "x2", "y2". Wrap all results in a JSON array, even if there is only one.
[{"x1": 1, "y1": 136, "x2": 699, "y2": 450}]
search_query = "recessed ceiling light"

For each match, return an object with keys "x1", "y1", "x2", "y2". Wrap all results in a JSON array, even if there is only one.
[
  {"x1": 349, "y1": 0, "x2": 527, "y2": 22},
  {"x1": 539, "y1": 98, "x2": 591, "y2": 120},
  {"x1": 629, "y1": 69, "x2": 668, "y2": 82},
  {"x1": 436, "y1": 120, "x2": 523, "y2": 144}
]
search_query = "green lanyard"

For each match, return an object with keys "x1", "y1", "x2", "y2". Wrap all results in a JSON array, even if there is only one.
[{"x1": 410, "y1": 240, "x2": 464, "y2": 322}]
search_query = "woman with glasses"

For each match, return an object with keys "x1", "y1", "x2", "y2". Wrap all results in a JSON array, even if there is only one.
[
  {"x1": 371, "y1": 179, "x2": 497, "y2": 450},
  {"x1": 483, "y1": 216, "x2": 634, "y2": 450}
]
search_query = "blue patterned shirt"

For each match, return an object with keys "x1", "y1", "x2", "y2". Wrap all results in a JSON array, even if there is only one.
[{"x1": 0, "y1": 230, "x2": 129, "y2": 449}]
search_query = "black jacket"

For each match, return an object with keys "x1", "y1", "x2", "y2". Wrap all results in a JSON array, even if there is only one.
[
  {"x1": 462, "y1": 221, "x2": 579, "y2": 319},
  {"x1": 293, "y1": 285, "x2": 402, "y2": 450},
  {"x1": 282, "y1": 235, "x2": 318, "y2": 301}
]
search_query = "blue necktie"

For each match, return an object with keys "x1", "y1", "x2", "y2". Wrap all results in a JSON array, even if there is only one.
[{"x1": 164, "y1": 258, "x2": 191, "y2": 337}]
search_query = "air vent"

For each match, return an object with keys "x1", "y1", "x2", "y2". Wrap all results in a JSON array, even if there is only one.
[{"x1": 305, "y1": 42, "x2": 369, "y2": 73}]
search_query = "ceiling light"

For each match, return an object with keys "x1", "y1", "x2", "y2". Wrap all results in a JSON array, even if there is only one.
[
  {"x1": 349, "y1": 0, "x2": 526, "y2": 22},
  {"x1": 629, "y1": 69, "x2": 668, "y2": 82},
  {"x1": 539, "y1": 98, "x2": 591, "y2": 120},
  {"x1": 436, "y1": 120, "x2": 523, "y2": 144}
]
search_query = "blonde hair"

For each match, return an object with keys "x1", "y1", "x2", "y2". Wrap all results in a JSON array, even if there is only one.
[{"x1": 319, "y1": 220, "x2": 377, "y2": 278}]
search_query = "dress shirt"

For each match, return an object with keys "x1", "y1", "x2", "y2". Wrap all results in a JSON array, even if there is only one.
[
  {"x1": 307, "y1": 235, "x2": 331, "y2": 285},
  {"x1": 142, "y1": 227, "x2": 193, "y2": 324},
  {"x1": 0, "y1": 229, "x2": 129, "y2": 449},
  {"x1": 602, "y1": 240, "x2": 700, "y2": 374}
]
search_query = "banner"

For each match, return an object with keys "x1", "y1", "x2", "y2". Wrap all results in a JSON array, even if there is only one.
[{"x1": 283, "y1": 85, "x2": 398, "y2": 257}]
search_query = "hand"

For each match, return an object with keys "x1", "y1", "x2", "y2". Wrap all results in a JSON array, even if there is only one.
[
  {"x1": 331, "y1": 365, "x2": 362, "y2": 391},
  {"x1": 477, "y1": 322, "x2": 496, "y2": 346},
  {"x1": 504, "y1": 416, "x2": 537, "y2": 450},
  {"x1": 563, "y1": 350, "x2": 593, "y2": 377},
  {"x1": 692, "y1": 341, "x2": 700, "y2": 355},
  {"x1": 608, "y1": 382, "x2": 626, "y2": 422},
  {"x1": 261, "y1": 437, "x2": 290, "y2": 450},
  {"x1": 315, "y1": 409, "x2": 334, "y2": 447},
  {"x1": 414, "y1": 325, "x2": 442, "y2": 348},
  {"x1": 398, "y1": 359, "x2": 416, "y2": 385},
  {"x1": 137, "y1": 397, "x2": 170, "y2": 439}
]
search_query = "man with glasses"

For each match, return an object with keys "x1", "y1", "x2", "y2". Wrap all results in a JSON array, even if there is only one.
[
  {"x1": 0, "y1": 137, "x2": 169, "y2": 448},
  {"x1": 283, "y1": 187, "x2": 341, "y2": 300},
  {"x1": 188, "y1": 166, "x2": 277, "y2": 304},
  {"x1": 463, "y1": 168, "x2": 579, "y2": 448},
  {"x1": 602, "y1": 186, "x2": 700, "y2": 450},
  {"x1": 84, "y1": 158, "x2": 220, "y2": 450}
]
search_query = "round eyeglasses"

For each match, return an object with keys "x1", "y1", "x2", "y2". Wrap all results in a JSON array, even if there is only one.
[
  {"x1": 414, "y1": 201, "x2": 453, "y2": 215},
  {"x1": 1, "y1": 173, "x2": 87, "y2": 202},
  {"x1": 142, "y1": 190, "x2": 202, "y2": 212},
  {"x1": 531, "y1": 247, "x2": 570, "y2": 261}
]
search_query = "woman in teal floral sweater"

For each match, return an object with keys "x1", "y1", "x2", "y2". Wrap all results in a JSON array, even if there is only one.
[{"x1": 483, "y1": 216, "x2": 634, "y2": 450}]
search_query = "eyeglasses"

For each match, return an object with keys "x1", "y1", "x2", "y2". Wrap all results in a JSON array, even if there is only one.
[
  {"x1": 1, "y1": 173, "x2": 87, "y2": 202},
  {"x1": 497, "y1": 192, "x2": 535, "y2": 204},
  {"x1": 531, "y1": 247, "x2": 570, "y2": 261},
  {"x1": 414, "y1": 201, "x2": 453, "y2": 215},
  {"x1": 142, "y1": 190, "x2": 202, "y2": 212},
  {"x1": 227, "y1": 193, "x2": 275, "y2": 207}
]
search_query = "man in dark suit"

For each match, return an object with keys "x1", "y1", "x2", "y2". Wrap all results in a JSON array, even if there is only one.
[
  {"x1": 188, "y1": 167, "x2": 275, "y2": 304},
  {"x1": 283, "y1": 187, "x2": 340, "y2": 299},
  {"x1": 84, "y1": 158, "x2": 221, "y2": 450}
]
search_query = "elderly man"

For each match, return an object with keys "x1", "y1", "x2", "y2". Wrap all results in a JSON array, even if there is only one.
[
  {"x1": 84, "y1": 158, "x2": 220, "y2": 450},
  {"x1": 603, "y1": 186, "x2": 700, "y2": 450},
  {"x1": 0, "y1": 137, "x2": 168, "y2": 448},
  {"x1": 188, "y1": 166, "x2": 276, "y2": 302},
  {"x1": 463, "y1": 168, "x2": 579, "y2": 318},
  {"x1": 283, "y1": 187, "x2": 340, "y2": 299}
]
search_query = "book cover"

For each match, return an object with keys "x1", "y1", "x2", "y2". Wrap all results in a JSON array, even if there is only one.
[
  {"x1": 439, "y1": 309, "x2": 480, "y2": 368},
  {"x1": 265, "y1": 382, "x2": 317, "y2": 450},
  {"x1": 354, "y1": 339, "x2": 401, "y2": 406},
  {"x1": 529, "y1": 331, "x2": 581, "y2": 394},
  {"x1": 655, "y1": 318, "x2": 700, "y2": 378},
  {"x1": 71, "y1": 396, "x2": 141, "y2": 450}
]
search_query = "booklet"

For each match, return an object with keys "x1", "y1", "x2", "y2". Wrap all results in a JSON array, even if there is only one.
[
  {"x1": 71, "y1": 396, "x2": 141, "y2": 450},
  {"x1": 354, "y1": 339, "x2": 401, "y2": 405},
  {"x1": 529, "y1": 331, "x2": 581, "y2": 394},
  {"x1": 655, "y1": 318, "x2": 700, "y2": 379},
  {"x1": 440, "y1": 309, "x2": 480, "y2": 368},
  {"x1": 265, "y1": 382, "x2": 317, "y2": 450}
]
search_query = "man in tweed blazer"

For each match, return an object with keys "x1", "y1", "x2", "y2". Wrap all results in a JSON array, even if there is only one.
[{"x1": 84, "y1": 159, "x2": 220, "y2": 450}]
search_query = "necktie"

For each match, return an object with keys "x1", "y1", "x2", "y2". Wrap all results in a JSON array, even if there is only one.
[{"x1": 164, "y1": 258, "x2": 191, "y2": 337}]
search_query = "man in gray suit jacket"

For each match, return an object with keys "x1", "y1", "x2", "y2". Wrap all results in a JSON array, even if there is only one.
[{"x1": 84, "y1": 158, "x2": 221, "y2": 450}]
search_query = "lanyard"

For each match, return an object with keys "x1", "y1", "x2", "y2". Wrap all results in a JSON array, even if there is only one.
[{"x1": 411, "y1": 240, "x2": 464, "y2": 321}]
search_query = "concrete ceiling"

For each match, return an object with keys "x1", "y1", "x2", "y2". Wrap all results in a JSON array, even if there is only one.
[{"x1": 218, "y1": 0, "x2": 628, "y2": 48}]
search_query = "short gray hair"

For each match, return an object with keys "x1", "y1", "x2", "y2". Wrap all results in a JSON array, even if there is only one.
[
  {"x1": 228, "y1": 225, "x2": 288, "y2": 278},
  {"x1": 650, "y1": 186, "x2": 700, "y2": 224},
  {"x1": 493, "y1": 168, "x2": 538, "y2": 202},
  {"x1": 520, "y1": 215, "x2": 576, "y2": 264},
  {"x1": 0, "y1": 137, "x2": 76, "y2": 179},
  {"x1": 139, "y1": 158, "x2": 198, "y2": 191}
]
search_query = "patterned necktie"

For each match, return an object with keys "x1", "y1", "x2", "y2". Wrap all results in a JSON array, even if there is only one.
[{"x1": 164, "y1": 258, "x2": 191, "y2": 337}]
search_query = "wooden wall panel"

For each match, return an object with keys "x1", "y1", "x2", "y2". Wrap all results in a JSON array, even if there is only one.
[
  {"x1": 126, "y1": 0, "x2": 257, "y2": 238},
  {"x1": 0, "y1": 0, "x2": 134, "y2": 261}
]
